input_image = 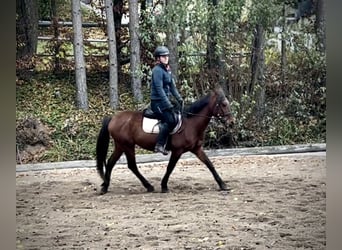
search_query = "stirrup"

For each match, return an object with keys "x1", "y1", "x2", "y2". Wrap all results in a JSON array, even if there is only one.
[{"x1": 154, "y1": 144, "x2": 169, "y2": 155}]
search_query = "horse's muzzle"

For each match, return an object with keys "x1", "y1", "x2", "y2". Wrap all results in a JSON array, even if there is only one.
[
  {"x1": 225, "y1": 116, "x2": 235, "y2": 129},
  {"x1": 228, "y1": 119, "x2": 235, "y2": 129},
  {"x1": 217, "y1": 113, "x2": 234, "y2": 128}
]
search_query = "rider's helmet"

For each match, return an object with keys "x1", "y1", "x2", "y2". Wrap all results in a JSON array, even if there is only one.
[{"x1": 153, "y1": 46, "x2": 170, "y2": 58}]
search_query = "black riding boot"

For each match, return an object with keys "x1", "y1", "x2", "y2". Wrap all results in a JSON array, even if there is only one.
[{"x1": 154, "y1": 123, "x2": 169, "y2": 155}]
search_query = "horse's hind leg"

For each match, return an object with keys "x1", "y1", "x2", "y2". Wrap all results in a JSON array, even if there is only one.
[
  {"x1": 101, "y1": 148, "x2": 123, "y2": 194},
  {"x1": 125, "y1": 151, "x2": 154, "y2": 192}
]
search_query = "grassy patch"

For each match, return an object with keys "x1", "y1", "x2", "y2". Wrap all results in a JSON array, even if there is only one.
[{"x1": 16, "y1": 73, "x2": 134, "y2": 163}]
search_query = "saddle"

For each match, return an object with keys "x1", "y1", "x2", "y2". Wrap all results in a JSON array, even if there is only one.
[{"x1": 142, "y1": 108, "x2": 182, "y2": 134}]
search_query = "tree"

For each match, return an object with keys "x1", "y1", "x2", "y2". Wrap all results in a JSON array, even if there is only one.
[
  {"x1": 72, "y1": 0, "x2": 88, "y2": 110},
  {"x1": 16, "y1": 0, "x2": 39, "y2": 59},
  {"x1": 113, "y1": 0, "x2": 124, "y2": 79},
  {"x1": 165, "y1": 0, "x2": 179, "y2": 82},
  {"x1": 248, "y1": 0, "x2": 280, "y2": 119},
  {"x1": 250, "y1": 23, "x2": 265, "y2": 119},
  {"x1": 129, "y1": 0, "x2": 143, "y2": 103},
  {"x1": 281, "y1": 2, "x2": 287, "y2": 85},
  {"x1": 206, "y1": 0, "x2": 220, "y2": 79},
  {"x1": 315, "y1": 0, "x2": 325, "y2": 53},
  {"x1": 105, "y1": 0, "x2": 119, "y2": 109},
  {"x1": 51, "y1": 0, "x2": 62, "y2": 73}
]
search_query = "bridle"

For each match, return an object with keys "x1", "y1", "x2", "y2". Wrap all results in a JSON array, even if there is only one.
[{"x1": 213, "y1": 95, "x2": 232, "y2": 123}]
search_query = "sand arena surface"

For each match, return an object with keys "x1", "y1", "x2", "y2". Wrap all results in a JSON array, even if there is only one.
[{"x1": 16, "y1": 153, "x2": 325, "y2": 249}]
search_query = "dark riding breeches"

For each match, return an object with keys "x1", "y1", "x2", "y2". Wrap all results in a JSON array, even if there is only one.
[{"x1": 151, "y1": 103, "x2": 177, "y2": 146}]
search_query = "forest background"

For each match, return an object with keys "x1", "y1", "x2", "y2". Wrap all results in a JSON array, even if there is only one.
[{"x1": 16, "y1": 0, "x2": 326, "y2": 164}]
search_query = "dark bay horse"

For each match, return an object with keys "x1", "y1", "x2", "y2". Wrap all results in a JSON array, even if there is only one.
[{"x1": 96, "y1": 87, "x2": 235, "y2": 194}]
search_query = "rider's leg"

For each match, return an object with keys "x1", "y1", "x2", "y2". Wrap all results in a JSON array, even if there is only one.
[
  {"x1": 154, "y1": 109, "x2": 176, "y2": 155},
  {"x1": 154, "y1": 122, "x2": 170, "y2": 155}
]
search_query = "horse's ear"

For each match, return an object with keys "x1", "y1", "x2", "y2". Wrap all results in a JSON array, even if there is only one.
[{"x1": 214, "y1": 85, "x2": 223, "y2": 94}]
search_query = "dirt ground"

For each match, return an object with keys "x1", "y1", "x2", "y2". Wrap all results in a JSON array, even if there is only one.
[{"x1": 16, "y1": 153, "x2": 326, "y2": 250}]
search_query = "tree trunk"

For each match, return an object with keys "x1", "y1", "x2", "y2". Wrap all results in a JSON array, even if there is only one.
[
  {"x1": 113, "y1": 0, "x2": 124, "y2": 79},
  {"x1": 315, "y1": 0, "x2": 326, "y2": 53},
  {"x1": 16, "y1": 0, "x2": 38, "y2": 59},
  {"x1": 250, "y1": 24, "x2": 264, "y2": 93},
  {"x1": 129, "y1": 0, "x2": 143, "y2": 103},
  {"x1": 165, "y1": 0, "x2": 179, "y2": 83},
  {"x1": 281, "y1": 3, "x2": 286, "y2": 85},
  {"x1": 105, "y1": 0, "x2": 119, "y2": 109},
  {"x1": 167, "y1": 35, "x2": 179, "y2": 83},
  {"x1": 72, "y1": 0, "x2": 88, "y2": 110},
  {"x1": 206, "y1": 0, "x2": 227, "y2": 93},
  {"x1": 250, "y1": 24, "x2": 265, "y2": 119},
  {"x1": 206, "y1": 0, "x2": 219, "y2": 76},
  {"x1": 51, "y1": 0, "x2": 61, "y2": 73}
]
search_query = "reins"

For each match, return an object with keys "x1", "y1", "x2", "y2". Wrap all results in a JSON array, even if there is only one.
[
  {"x1": 182, "y1": 111, "x2": 213, "y2": 119},
  {"x1": 182, "y1": 102, "x2": 231, "y2": 120}
]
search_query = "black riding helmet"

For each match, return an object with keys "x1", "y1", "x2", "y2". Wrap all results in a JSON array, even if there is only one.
[{"x1": 154, "y1": 46, "x2": 170, "y2": 58}]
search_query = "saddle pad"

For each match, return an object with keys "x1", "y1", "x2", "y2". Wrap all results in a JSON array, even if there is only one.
[
  {"x1": 142, "y1": 117, "x2": 160, "y2": 134},
  {"x1": 142, "y1": 115, "x2": 182, "y2": 135}
]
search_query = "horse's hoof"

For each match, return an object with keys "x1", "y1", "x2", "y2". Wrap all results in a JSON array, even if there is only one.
[
  {"x1": 161, "y1": 188, "x2": 169, "y2": 193},
  {"x1": 99, "y1": 187, "x2": 108, "y2": 195},
  {"x1": 220, "y1": 185, "x2": 231, "y2": 192},
  {"x1": 147, "y1": 186, "x2": 155, "y2": 192}
]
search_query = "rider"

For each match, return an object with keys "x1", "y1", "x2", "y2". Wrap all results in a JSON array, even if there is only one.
[{"x1": 150, "y1": 45, "x2": 183, "y2": 155}]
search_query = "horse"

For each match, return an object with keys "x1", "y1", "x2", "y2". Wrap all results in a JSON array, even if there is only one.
[{"x1": 96, "y1": 86, "x2": 235, "y2": 194}]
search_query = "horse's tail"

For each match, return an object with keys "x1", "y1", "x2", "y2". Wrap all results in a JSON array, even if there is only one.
[{"x1": 96, "y1": 116, "x2": 112, "y2": 181}]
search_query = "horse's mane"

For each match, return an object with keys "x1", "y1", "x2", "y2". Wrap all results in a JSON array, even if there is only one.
[{"x1": 183, "y1": 93, "x2": 211, "y2": 118}]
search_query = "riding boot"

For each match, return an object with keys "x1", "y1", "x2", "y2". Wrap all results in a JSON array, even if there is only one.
[{"x1": 154, "y1": 123, "x2": 169, "y2": 155}]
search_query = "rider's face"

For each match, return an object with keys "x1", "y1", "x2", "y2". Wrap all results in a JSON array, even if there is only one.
[{"x1": 159, "y1": 55, "x2": 169, "y2": 64}]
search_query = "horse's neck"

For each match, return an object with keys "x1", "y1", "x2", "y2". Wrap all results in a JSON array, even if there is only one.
[{"x1": 187, "y1": 105, "x2": 213, "y2": 133}]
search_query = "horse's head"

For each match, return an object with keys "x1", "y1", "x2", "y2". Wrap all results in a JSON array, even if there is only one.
[{"x1": 212, "y1": 88, "x2": 235, "y2": 128}]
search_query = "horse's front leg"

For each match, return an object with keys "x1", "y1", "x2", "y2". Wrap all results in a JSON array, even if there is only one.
[
  {"x1": 161, "y1": 151, "x2": 182, "y2": 193},
  {"x1": 192, "y1": 147, "x2": 229, "y2": 191}
]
